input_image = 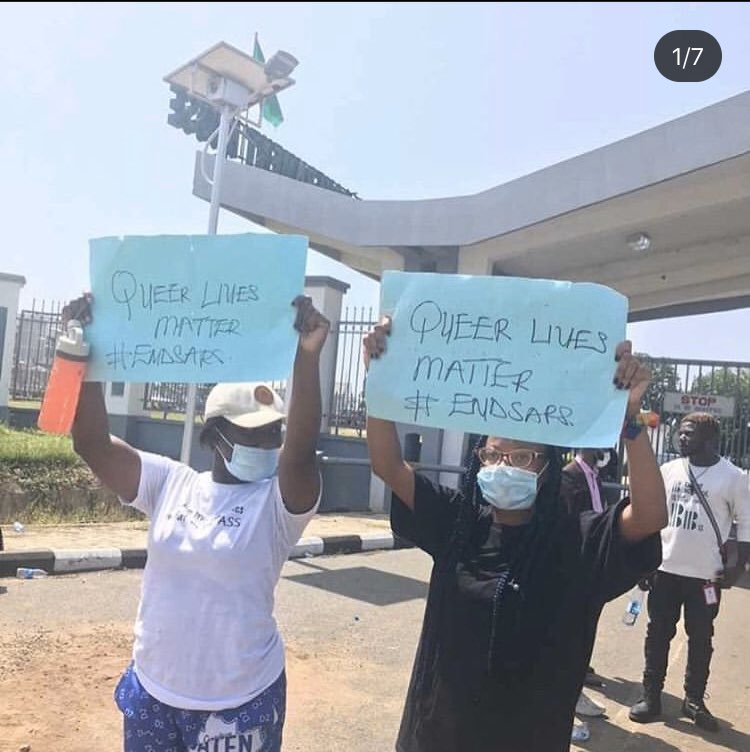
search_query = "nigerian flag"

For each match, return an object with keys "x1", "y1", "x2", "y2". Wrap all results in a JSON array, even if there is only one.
[{"x1": 253, "y1": 33, "x2": 284, "y2": 127}]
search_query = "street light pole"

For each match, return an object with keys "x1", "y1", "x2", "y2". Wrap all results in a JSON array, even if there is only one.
[
  {"x1": 179, "y1": 104, "x2": 235, "y2": 464},
  {"x1": 164, "y1": 41, "x2": 298, "y2": 466}
]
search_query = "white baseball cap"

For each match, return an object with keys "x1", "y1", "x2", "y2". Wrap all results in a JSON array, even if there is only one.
[{"x1": 204, "y1": 382, "x2": 286, "y2": 429}]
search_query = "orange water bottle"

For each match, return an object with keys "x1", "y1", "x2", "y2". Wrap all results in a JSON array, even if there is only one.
[{"x1": 38, "y1": 319, "x2": 90, "y2": 434}]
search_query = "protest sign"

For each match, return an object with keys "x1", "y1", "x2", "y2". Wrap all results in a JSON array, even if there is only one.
[
  {"x1": 85, "y1": 233, "x2": 307, "y2": 383},
  {"x1": 365, "y1": 271, "x2": 628, "y2": 447}
]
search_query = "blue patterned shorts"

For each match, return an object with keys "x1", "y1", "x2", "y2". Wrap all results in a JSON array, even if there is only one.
[{"x1": 114, "y1": 663, "x2": 286, "y2": 752}]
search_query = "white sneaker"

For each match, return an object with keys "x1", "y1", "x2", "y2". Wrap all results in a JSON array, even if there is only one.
[{"x1": 576, "y1": 691, "x2": 605, "y2": 717}]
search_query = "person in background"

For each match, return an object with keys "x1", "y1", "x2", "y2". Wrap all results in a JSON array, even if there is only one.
[
  {"x1": 560, "y1": 448, "x2": 614, "y2": 725},
  {"x1": 66, "y1": 292, "x2": 328, "y2": 752},
  {"x1": 598, "y1": 447, "x2": 622, "y2": 506},
  {"x1": 561, "y1": 448, "x2": 611, "y2": 516},
  {"x1": 363, "y1": 318, "x2": 666, "y2": 752},
  {"x1": 630, "y1": 412, "x2": 750, "y2": 733}
]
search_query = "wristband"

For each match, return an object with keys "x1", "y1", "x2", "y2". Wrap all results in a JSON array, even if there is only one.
[{"x1": 621, "y1": 411, "x2": 658, "y2": 441}]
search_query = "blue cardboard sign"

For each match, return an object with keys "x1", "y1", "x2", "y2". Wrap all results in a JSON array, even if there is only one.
[
  {"x1": 86, "y1": 233, "x2": 307, "y2": 383},
  {"x1": 365, "y1": 271, "x2": 629, "y2": 447}
]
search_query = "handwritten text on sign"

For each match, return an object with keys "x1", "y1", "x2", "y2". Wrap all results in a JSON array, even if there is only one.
[
  {"x1": 365, "y1": 272, "x2": 628, "y2": 447},
  {"x1": 86, "y1": 234, "x2": 307, "y2": 383}
]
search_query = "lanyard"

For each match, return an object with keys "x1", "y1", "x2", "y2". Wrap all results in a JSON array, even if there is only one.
[{"x1": 575, "y1": 455, "x2": 603, "y2": 513}]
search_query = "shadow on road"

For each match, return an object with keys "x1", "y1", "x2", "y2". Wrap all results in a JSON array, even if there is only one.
[
  {"x1": 591, "y1": 676, "x2": 750, "y2": 751},
  {"x1": 596, "y1": 674, "x2": 643, "y2": 706},
  {"x1": 284, "y1": 564, "x2": 428, "y2": 606},
  {"x1": 662, "y1": 715, "x2": 750, "y2": 751},
  {"x1": 728, "y1": 569, "x2": 750, "y2": 590},
  {"x1": 576, "y1": 718, "x2": 683, "y2": 752}
]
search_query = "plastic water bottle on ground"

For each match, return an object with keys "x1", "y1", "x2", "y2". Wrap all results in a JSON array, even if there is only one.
[
  {"x1": 622, "y1": 586, "x2": 644, "y2": 626},
  {"x1": 571, "y1": 721, "x2": 590, "y2": 742},
  {"x1": 13, "y1": 521, "x2": 25, "y2": 533},
  {"x1": 16, "y1": 567, "x2": 48, "y2": 579}
]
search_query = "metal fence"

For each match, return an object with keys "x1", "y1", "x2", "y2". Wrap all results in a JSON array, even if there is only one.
[
  {"x1": 10, "y1": 300, "x2": 62, "y2": 401},
  {"x1": 142, "y1": 381, "x2": 288, "y2": 418},
  {"x1": 142, "y1": 382, "x2": 212, "y2": 417},
  {"x1": 329, "y1": 307, "x2": 376, "y2": 436},
  {"x1": 9, "y1": 303, "x2": 749, "y2": 462},
  {"x1": 639, "y1": 355, "x2": 750, "y2": 468},
  {"x1": 140, "y1": 306, "x2": 377, "y2": 432}
]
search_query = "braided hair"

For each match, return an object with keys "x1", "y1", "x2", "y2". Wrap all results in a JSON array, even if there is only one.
[
  {"x1": 415, "y1": 434, "x2": 565, "y2": 686},
  {"x1": 458, "y1": 435, "x2": 564, "y2": 561},
  {"x1": 468, "y1": 436, "x2": 565, "y2": 673}
]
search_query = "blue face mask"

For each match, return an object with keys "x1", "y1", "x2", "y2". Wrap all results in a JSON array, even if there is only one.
[
  {"x1": 476, "y1": 463, "x2": 546, "y2": 511},
  {"x1": 217, "y1": 429, "x2": 279, "y2": 482}
]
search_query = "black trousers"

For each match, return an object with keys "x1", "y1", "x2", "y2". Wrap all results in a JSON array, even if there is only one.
[{"x1": 642, "y1": 570, "x2": 721, "y2": 700}]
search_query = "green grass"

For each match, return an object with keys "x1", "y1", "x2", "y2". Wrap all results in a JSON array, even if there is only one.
[
  {"x1": 0, "y1": 424, "x2": 78, "y2": 462},
  {"x1": 0, "y1": 425, "x2": 139, "y2": 524}
]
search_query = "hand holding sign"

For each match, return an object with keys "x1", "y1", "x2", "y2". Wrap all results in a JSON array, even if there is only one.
[
  {"x1": 362, "y1": 315, "x2": 391, "y2": 368},
  {"x1": 293, "y1": 295, "x2": 331, "y2": 356},
  {"x1": 86, "y1": 233, "x2": 307, "y2": 383},
  {"x1": 62, "y1": 293, "x2": 94, "y2": 328},
  {"x1": 614, "y1": 340, "x2": 652, "y2": 418},
  {"x1": 365, "y1": 272, "x2": 634, "y2": 447}
]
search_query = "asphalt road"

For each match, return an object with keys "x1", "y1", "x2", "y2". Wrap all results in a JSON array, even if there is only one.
[{"x1": 1, "y1": 550, "x2": 749, "y2": 751}]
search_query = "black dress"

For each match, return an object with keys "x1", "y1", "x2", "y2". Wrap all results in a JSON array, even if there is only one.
[{"x1": 392, "y1": 473, "x2": 661, "y2": 752}]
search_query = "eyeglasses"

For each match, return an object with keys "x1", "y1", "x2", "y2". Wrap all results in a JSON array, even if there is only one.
[{"x1": 476, "y1": 447, "x2": 546, "y2": 469}]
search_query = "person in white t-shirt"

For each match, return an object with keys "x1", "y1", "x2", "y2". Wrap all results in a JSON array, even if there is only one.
[
  {"x1": 65, "y1": 293, "x2": 329, "y2": 752},
  {"x1": 630, "y1": 412, "x2": 750, "y2": 733}
]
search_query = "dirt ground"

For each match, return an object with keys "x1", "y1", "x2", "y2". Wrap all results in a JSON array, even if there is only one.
[
  {"x1": 0, "y1": 623, "x2": 130, "y2": 751},
  {"x1": 0, "y1": 556, "x2": 414, "y2": 752},
  {"x1": 3, "y1": 552, "x2": 748, "y2": 752},
  {"x1": 0, "y1": 623, "x2": 374, "y2": 752}
]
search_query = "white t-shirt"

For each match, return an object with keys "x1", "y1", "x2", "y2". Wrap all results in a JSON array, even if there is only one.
[
  {"x1": 660, "y1": 457, "x2": 750, "y2": 581},
  {"x1": 124, "y1": 450, "x2": 319, "y2": 710}
]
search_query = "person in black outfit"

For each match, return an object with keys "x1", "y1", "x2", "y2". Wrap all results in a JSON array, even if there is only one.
[
  {"x1": 363, "y1": 319, "x2": 667, "y2": 752},
  {"x1": 560, "y1": 448, "x2": 612, "y2": 721}
]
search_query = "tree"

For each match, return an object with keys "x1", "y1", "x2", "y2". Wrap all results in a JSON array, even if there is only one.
[
  {"x1": 635, "y1": 353, "x2": 680, "y2": 412},
  {"x1": 691, "y1": 367, "x2": 750, "y2": 401},
  {"x1": 690, "y1": 367, "x2": 750, "y2": 466}
]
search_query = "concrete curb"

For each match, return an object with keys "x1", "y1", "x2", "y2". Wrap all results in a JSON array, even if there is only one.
[{"x1": 0, "y1": 533, "x2": 413, "y2": 577}]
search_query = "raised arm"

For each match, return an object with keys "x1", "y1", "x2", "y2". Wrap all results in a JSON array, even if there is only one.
[
  {"x1": 67, "y1": 295, "x2": 141, "y2": 502},
  {"x1": 363, "y1": 317, "x2": 415, "y2": 509},
  {"x1": 278, "y1": 296, "x2": 329, "y2": 514},
  {"x1": 615, "y1": 341, "x2": 668, "y2": 543}
]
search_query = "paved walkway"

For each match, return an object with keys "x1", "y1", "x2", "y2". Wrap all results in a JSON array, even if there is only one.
[{"x1": 1, "y1": 512, "x2": 391, "y2": 552}]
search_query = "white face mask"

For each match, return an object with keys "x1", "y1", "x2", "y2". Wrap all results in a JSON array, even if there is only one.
[
  {"x1": 476, "y1": 463, "x2": 546, "y2": 511},
  {"x1": 216, "y1": 429, "x2": 279, "y2": 482}
]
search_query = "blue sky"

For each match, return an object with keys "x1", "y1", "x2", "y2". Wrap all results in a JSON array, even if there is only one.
[{"x1": 1, "y1": 2, "x2": 749, "y2": 360}]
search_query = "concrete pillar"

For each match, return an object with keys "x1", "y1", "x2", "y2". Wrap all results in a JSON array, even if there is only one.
[
  {"x1": 369, "y1": 473, "x2": 389, "y2": 513},
  {"x1": 439, "y1": 429, "x2": 467, "y2": 489},
  {"x1": 105, "y1": 381, "x2": 149, "y2": 442},
  {"x1": 105, "y1": 382, "x2": 149, "y2": 416},
  {"x1": 303, "y1": 275, "x2": 350, "y2": 432},
  {"x1": 0, "y1": 273, "x2": 26, "y2": 422}
]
